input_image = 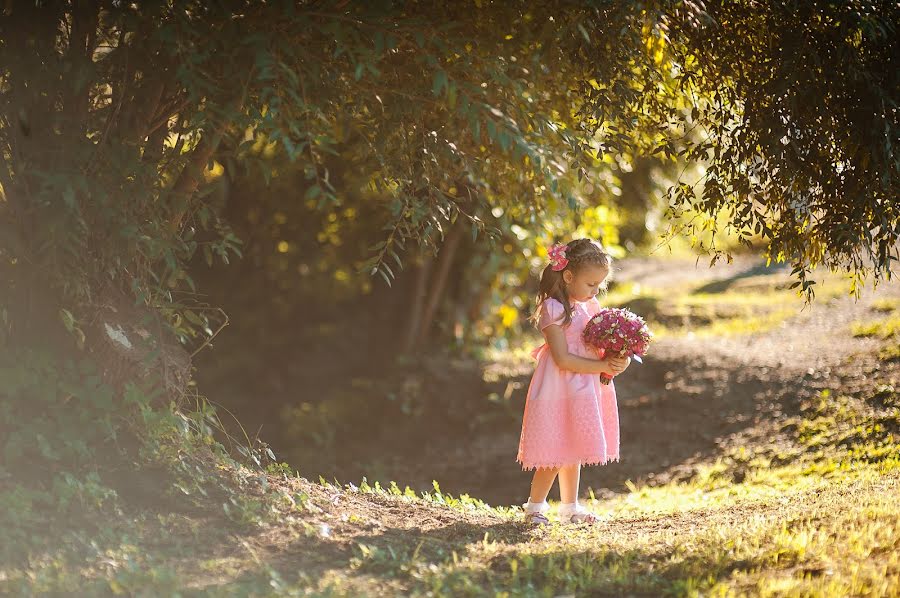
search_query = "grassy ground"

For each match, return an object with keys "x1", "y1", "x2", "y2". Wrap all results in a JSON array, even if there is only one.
[
  {"x1": 3, "y1": 256, "x2": 899, "y2": 596},
  {"x1": 2, "y1": 385, "x2": 896, "y2": 597}
]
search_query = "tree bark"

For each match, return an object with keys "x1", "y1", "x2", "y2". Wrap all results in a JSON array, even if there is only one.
[
  {"x1": 415, "y1": 216, "x2": 466, "y2": 347},
  {"x1": 402, "y1": 252, "x2": 433, "y2": 354},
  {"x1": 167, "y1": 122, "x2": 228, "y2": 233},
  {"x1": 167, "y1": 76, "x2": 249, "y2": 234},
  {"x1": 64, "y1": 1, "x2": 99, "y2": 140}
]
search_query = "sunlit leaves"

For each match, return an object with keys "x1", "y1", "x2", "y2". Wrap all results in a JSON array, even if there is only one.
[{"x1": 581, "y1": 0, "x2": 900, "y2": 302}]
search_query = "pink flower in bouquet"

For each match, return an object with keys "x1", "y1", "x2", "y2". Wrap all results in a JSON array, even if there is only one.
[{"x1": 582, "y1": 307, "x2": 653, "y2": 385}]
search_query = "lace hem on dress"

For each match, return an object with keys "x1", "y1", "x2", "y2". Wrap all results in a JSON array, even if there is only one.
[{"x1": 515, "y1": 454, "x2": 621, "y2": 471}]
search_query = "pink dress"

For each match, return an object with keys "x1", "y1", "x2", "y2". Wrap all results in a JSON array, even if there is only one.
[{"x1": 516, "y1": 296, "x2": 620, "y2": 470}]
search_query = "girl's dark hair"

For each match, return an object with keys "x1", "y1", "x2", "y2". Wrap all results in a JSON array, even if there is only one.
[{"x1": 530, "y1": 238, "x2": 613, "y2": 328}]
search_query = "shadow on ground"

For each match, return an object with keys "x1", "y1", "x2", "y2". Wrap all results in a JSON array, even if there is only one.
[{"x1": 378, "y1": 344, "x2": 814, "y2": 507}]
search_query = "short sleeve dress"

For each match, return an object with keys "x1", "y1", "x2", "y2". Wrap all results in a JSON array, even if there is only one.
[{"x1": 516, "y1": 296, "x2": 620, "y2": 470}]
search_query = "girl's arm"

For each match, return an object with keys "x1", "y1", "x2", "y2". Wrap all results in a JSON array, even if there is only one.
[{"x1": 543, "y1": 324, "x2": 625, "y2": 375}]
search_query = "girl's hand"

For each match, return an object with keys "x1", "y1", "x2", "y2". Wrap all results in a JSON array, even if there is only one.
[
  {"x1": 598, "y1": 355, "x2": 630, "y2": 376},
  {"x1": 610, "y1": 355, "x2": 631, "y2": 372}
]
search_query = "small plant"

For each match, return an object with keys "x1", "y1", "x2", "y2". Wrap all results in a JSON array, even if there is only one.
[{"x1": 222, "y1": 494, "x2": 269, "y2": 527}]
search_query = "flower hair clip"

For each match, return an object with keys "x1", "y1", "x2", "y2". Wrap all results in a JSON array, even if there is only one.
[{"x1": 547, "y1": 242, "x2": 569, "y2": 271}]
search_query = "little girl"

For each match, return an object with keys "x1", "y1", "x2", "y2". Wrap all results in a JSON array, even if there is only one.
[{"x1": 516, "y1": 237, "x2": 630, "y2": 525}]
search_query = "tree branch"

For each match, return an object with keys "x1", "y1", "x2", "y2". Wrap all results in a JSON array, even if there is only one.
[
  {"x1": 64, "y1": 0, "x2": 100, "y2": 139},
  {"x1": 167, "y1": 68, "x2": 254, "y2": 234}
]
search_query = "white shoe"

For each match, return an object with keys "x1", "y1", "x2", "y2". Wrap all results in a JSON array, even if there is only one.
[{"x1": 559, "y1": 502, "x2": 602, "y2": 524}]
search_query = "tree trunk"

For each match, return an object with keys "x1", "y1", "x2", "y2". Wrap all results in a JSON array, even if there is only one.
[
  {"x1": 64, "y1": 1, "x2": 99, "y2": 140},
  {"x1": 402, "y1": 252, "x2": 433, "y2": 354},
  {"x1": 415, "y1": 216, "x2": 466, "y2": 347},
  {"x1": 167, "y1": 85, "x2": 248, "y2": 233}
]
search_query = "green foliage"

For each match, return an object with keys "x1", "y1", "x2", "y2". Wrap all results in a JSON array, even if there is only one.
[
  {"x1": 851, "y1": 314, "x2": 900, "y2": 339},
  {"x1": 655, "y1": 0, "x2": 899, "y2": 301},
  {"x1": 0, "y1": 348, "x2": 119, "y2": 469},
  {"x1": 0, "y1": 340, "x2": 288, "y2": 566},
  {"x1": 4, "y1": 1, "x2": 889, "y2": 346}
]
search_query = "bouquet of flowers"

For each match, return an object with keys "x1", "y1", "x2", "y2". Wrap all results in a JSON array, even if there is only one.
[{"x1": 582, "y1": 307, "x2": 654, "y2": 385}]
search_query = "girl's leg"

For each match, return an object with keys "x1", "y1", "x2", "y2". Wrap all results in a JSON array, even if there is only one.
[
  {"x1": 528, "y1": 466, "x2": 560, "y2": 504},
  {"x1": 523, "y1": 466, "x2": 559, "y2": 518},
  {"x1": 557, "y1": 463, "x2": 581, "y2": 504},
  {"x1": 557, "y1": 463, "x2": 600, "y2": 522}
]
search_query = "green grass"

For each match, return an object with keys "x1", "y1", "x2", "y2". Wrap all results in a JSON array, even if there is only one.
[
  {"x1": 600, "y1": 266, "x2": 889, "y2": 342},
  {"x1": 852, "y1": 310, "x2": 900, "y2": 362},
  {"x1": 3, "y1": 381, "x2": 897, "y2": 597},
  {"x1": 852, "y1": 314, "x2": 900, "y2": 339},
  {"x1": 872, "y1": 298, "x2": 900, "y2": 313},
  {"x1": 879, "y1": 345, "x2": 900, "y2": 362}
]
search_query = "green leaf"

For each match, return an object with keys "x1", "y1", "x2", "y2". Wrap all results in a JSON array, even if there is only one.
[
  {"x1": 470, "y1": 118, "x2": 481, "y2": 141},
  {"x1": 498, "y1": 130, "x2": 510, "y2": 151},
  {"x1": 389, "y1": 248, "x2": 403, "y2": 270},
  {"x1": 59, "y1": 309, "x2": 75, "y2": 333},
  {"x1": 432, "y1": 69, "x2": 448, "y2": 97},
  {"x1": 577, "y1": 23, "x2": 590, "y2": 43},
  {"x1": 63, "y1": 186, "x2": 76, "y2": 209},
  {"x1": 447, "y1": 81, "x2": 457, "y2": 109},
  {"x1": 305, "y1": 184, "x2": 322, "y2": 200}
]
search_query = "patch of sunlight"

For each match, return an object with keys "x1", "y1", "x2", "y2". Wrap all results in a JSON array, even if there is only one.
[
  {"x1": 879, "y1": 344, "x2": 900, "y2": 361},
  {"x1": 872, "y1": 297, "x2": 900, "y2": 313},
  {"x1": 658, "y1": 307, "x2": 797, "y2": 339},
  {"x1": 497, "y1": 304, "x2": 518, "y2": 328},
  {"x1": 583, "y1": 450, "x2": 899, "y2": 526},
  {"x1": 680, "y1": 290, "x2": 793, "y2": 306},
  {"x1": 851, "y1": 314, "x2": 900, "y2": 339},
  {"x1": 703, "y1": 489, "x2": 900, "y2": 597},
  {"x1": 701, "y1": 307, "x2": 797, "y2": 336},
  {"x1": 205, "y1": 160, "x2": 224, "y2": 177},
  {"x1": 604, "y1": 281, "x2": 664, "y2": 306}
]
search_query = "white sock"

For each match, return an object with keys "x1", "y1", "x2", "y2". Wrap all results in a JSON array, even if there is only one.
[
  {"x1": 522, "y1": 500, "x2": 549, "y2": 514},
  {"x1": 557, "y1": 501, "x2": 582, "y2": 516}
]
